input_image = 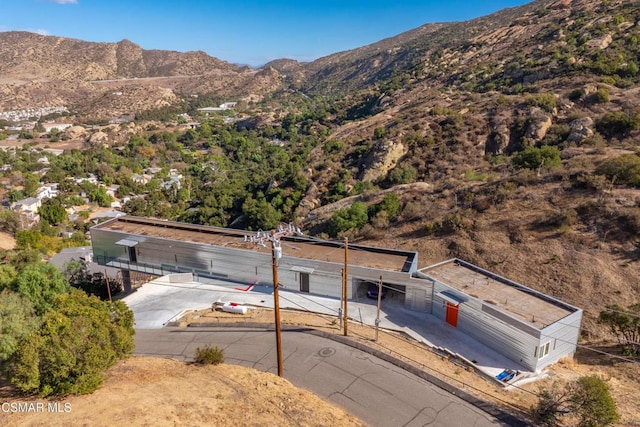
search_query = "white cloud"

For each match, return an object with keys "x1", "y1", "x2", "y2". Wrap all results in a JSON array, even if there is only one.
[
  {"x1": 43, "y1": 0, "x2": 78, "y2": 4},
  {"x1": 30, "y1": 29, "x2": 50, "y2": 35}
]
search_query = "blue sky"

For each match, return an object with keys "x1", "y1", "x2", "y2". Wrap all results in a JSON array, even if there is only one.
[{"x1": 2, "y1": 0, "x2": 531, "y2": 66}]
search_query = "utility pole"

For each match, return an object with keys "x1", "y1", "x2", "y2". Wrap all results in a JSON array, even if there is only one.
[
  {"x1": 343, "y1": 237, "x2": 349, "y2": 336},
  {"x1": 375, "y1": 275, "x2": 383, "y2": 342},
  {"x1": 270, "y1": 231, "x2": 284, "y2": 377},
  {"x1": 338, "y1": 268, "x2": 343, "y2": 330},
  {"x1": 105, "y1": 269, "x2": 112, "y2": 302}
]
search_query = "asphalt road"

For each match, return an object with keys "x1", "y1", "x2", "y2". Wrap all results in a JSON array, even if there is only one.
[{"x1": 135, "y1": 327, "x2": 507, "y2": 427}]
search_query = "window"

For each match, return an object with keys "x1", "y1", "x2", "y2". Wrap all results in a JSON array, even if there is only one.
[{"x1": 538, "y1": 341, "x2": 550, "y2": 359}]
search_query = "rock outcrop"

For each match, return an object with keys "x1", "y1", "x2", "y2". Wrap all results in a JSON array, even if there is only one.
[
  {"x1": 358, "y1": 141, "x2": 407, "y2": 182},
  {"x1": 525, "y1": 108, "x2": 553, "y2": 143},
  {"x1": 567, "y1": 117, "x2": 594, "y2": 143}
]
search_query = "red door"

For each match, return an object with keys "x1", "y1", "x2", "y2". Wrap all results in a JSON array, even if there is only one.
[{"x1": 445, "y1": 302, "x2": 459, "y2": 327}]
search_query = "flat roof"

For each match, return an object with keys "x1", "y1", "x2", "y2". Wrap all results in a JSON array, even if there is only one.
[
  {"x1": 421, "y1": 259, "x2": 576, "y2": 329},
  {"x1": 93, "y1": 216, "x2": 416, "y2": 272}
]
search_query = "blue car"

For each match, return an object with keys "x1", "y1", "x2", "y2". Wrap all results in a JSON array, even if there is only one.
[{"x1": 367, "y1": 283, "x2": 386, "y2": 299}]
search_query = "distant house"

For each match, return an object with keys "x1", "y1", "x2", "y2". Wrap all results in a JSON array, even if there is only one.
[
  {"x1": 42, "y1": 123, "x2": 72, "y2": 132},
  {"x1": 104, "y1": 184, "x2": 120, "y2": 198},
  {"x1": 131, "y1": 173, "x2": 151, "y2": 185},
  {"x1": 74, "y1": 174, "x2": 98, "y2": 185},
  {"x1": 12, "y1": 197, "x2": 42, "y2": 225},
  {"x1": 13, "y1": 197, "x2": 41, "y2": 213},
  {"x1": 144, "y1": 167, "x2": 162, "y2": 175},
  {"x1": 162, "y1": 171, "x2": 183, "y2": 190},
  {"x1": 37, "y1": 156, "x2": 50, "y2": 165},
  {"x1": 197, "y1": 102, "x2": 237, "y2": 113},
  {"x1": 37, "y1": 183, "x2": 59, "y2": 200}
]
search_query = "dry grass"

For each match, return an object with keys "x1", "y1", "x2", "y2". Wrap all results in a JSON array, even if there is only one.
[{"x1": 0, "y1": 357, "x2": 363, "y2": 427}]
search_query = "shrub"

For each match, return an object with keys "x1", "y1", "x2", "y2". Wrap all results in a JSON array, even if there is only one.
[
  {"x1": 388, "y1": 164, "x2": 417, "y2": 185},
  {"x1": 596, "y1": 111, "x2": 640, "y2": 138},
  {"x1": 590, "y1": 87, "x2": 610, "y2": 104},
  {"x1": 376, "y1": 193, "x2": 400, "y2": 219},
  {"x1": 373, "y1": 126, "x2": 386, "y2": 139},
  {"x1": 194, "y1": 346, "x2": 225, "y2": 365},
  {"x1": 595, "y1": 154, "x2": 640, "y2": 187},
  {"x1": 531, "y1": 376, "x2": 619, "y2": 427},
  {"x1": 512, "y1": 146, "x2": 562, "y2": 171},
  {"x1": 14, "y1": 262, "x2": 70, "y2": 315},
  {"x1": 438, "y1": 212, "x2": 473, "y2": 234},
  {"x1": 525, "y1": 93, "x2": 557, "y2": 113},
  {"x1": 567, "y1": 88, "x2": 584, "y2": 101},
  {"x1": 328, "y1": 202, "x2": 369, "y2": 237},
  {"x1": 9, "y1": 290, "x2": 134, "y2": 396},
  {"x1": 323, "y1": 140, "x2": 342, "y2": 154}
]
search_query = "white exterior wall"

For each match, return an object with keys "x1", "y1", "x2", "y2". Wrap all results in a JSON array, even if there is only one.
[
  {"x1": 431, "y1": 280, "x2": 541, "y2": 371},
  {"x1": 536, "y1": 309, "x2": 583, "y2": 371}
]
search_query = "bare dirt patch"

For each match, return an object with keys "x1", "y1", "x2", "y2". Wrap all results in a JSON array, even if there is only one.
[{"x1": 0, "y1": 231, "x2": 16, "y2": 250}]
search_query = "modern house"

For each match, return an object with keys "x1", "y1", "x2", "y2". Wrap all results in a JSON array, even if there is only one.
[
  {"x1": 416, "y1": 259, "x2": 582, "y2": 372},
  {"x1": 90, "y1": 216, "x2": 582, "y2": 372}
]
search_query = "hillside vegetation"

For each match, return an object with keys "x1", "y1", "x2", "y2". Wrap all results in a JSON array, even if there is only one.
[{"x1": 0, "y1": 0, "x2": 639, "y2": 349}]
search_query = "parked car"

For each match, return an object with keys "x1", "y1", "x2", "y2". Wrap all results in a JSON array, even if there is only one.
[{"x1": 367, "y1": 283, "x2": 386, "y2": 299}]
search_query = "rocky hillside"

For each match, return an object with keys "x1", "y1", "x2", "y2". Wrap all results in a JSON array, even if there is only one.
[
  {"x1": 290, "y1": 0, "x2": 640, "y2": 332},
  {"x1": 0, "y1": 32, "x2": 283, "y2": 117},
  {"x1": 1, "y1": 0, "x2": 639, "y2": 332}
]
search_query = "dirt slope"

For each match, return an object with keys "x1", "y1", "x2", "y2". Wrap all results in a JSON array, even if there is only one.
[{"x1": 0, "y1": 357, "x2": 363, "y2": 427}]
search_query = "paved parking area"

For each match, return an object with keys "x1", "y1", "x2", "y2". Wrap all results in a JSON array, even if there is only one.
[{"x1": 123, "y1": 275, "x2": 531, "y2": 380}]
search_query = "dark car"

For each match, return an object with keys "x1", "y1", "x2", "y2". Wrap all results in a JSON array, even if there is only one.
[{"x1": 367, "y1": 283, "x2": 386, "y2": 299}]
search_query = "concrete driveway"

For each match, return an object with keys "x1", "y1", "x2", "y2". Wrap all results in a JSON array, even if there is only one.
[{"x1": 135, "y1": 327, "x2": 519, "y2": 427}]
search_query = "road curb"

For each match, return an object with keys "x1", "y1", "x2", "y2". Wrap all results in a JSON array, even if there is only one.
[{"x1": 186, "y1": 322, "x2": 530, "y2": 426}]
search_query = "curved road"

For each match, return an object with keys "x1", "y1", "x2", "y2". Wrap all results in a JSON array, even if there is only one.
[{"x1": 135, "y1": 327, "x2": 510, "y2": 427}]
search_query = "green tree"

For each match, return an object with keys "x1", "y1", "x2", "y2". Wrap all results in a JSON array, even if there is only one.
[
  {"x1": 0, "y1": 265, "x2": 17, "y2": 290},
  {"x1": 373, "y1": 126, "x2": 387, "y2": 139},
  {"x1": 39, "y1": 198, "x2": 67, "y2": 225},
  {"x1": 531, "y1": 376, "x2": 619, "y2": 427},
  {"x1": 14, "y1": 262, "x2": 70, "y2": 315},
  {"x1": 49, "y1": 128, "x2": 61, "y2": 142},
  {"x1": 572, "y1": 376, "x2": 620, "y2": 427},
  {"x1": 0, "y1": 209, "x2": 21, "y2": 233},
  {"x1": 596, "y1": 111, "x2": 640, "y2": 138},
  {"x1": 8, "y1": 290, "x2": 135, "y2": 396},
  {"x1": 23, "y1": 173, "x2": 40, "y2": 197},
  {"x1": 64, "y1": 260, "x2": 121, "y2": 301},
  {"x1": 15, "y1": 230, "x2": 43, "y2": 250},
  {"x1": 599, "y1": 304, "x2": 640, "y2": 355},
  {"x1": 88, "y1": 187, "x2": 113, "y2": 207},
  {"x1": 512, "y1": 146, "x2": 561, "y2": 172},
  {"x1": 329, "y1": 201, "x2": 369, "y2": 237},
  {"x1": 242, "y1": 195, "x2": 282, "y2": 231},
  {"x1": 377, "y1": 193, "x2": 401, "y2": 219},
  {"x1": 595, "y1": 154, "x2": 640, "y2": 188},
  {"x1": 0, "y1": 290, "x2": 39, "y2": 364},
  {"x1": 388, "y1": 164, "x2": 417, "y2": 185}
]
